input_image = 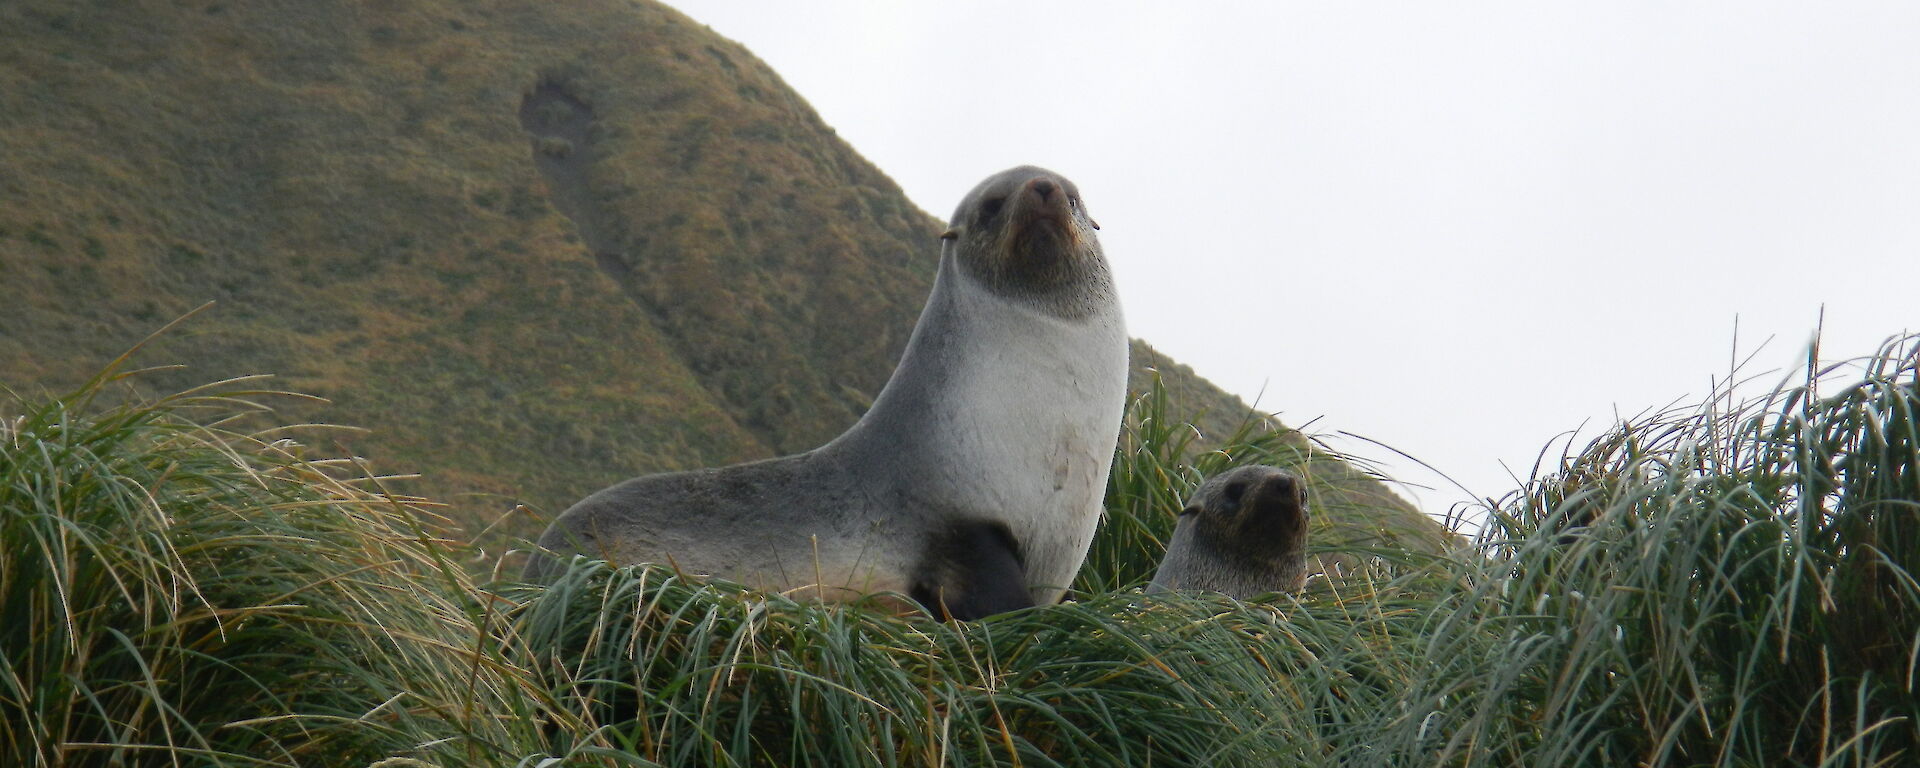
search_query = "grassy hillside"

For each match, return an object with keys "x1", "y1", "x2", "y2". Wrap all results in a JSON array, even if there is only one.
[{"x1": 0, "y1": 0, "x2": 1432, "y2": 545}]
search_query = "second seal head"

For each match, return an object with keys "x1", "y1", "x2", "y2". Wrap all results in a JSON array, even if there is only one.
[{"x1": 1149, "y1": 465, "x2": 1311, "y2": 599}]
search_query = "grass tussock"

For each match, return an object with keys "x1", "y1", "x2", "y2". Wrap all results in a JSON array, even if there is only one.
[
  {"x1": 4, "y1": 332, "x2": 1917, "y2": 766},
  {"x1": 0, "y1": 354, "x2": 565, "y2": 765},
  {"x1": 1385, "y1": 334, "x2": 1920, "y2": 766}
]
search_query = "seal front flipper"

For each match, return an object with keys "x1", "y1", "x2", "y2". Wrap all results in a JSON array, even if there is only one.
[{"x1": 911, "y1": 520, "x2": 1034, "y2": 621}]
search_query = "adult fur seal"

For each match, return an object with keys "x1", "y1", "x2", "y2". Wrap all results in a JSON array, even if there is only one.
[
  {"x1": 528, "y1": 166, "x2": 1128, "y2": 620},
  {"x1": 1149, "y1": 465, "x2": 1310, "y2": 598}
]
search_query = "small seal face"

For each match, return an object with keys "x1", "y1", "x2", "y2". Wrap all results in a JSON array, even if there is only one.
[
  {"x1": 1150, "y1": 465, "x2": 1311, "y2": 599},
  {"x1": 942, "y1": 165, "x2": 1112, "y2": 319}
]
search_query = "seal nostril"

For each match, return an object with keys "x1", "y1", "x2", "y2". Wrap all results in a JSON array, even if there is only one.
[{"x1": 1031, "y1": 178, "x2": 1056, "y2": 200}]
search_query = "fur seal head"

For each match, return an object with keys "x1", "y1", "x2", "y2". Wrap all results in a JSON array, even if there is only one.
[
  {"x1": 941, "y1": 165, "x2": 1113, "y2": 319},
  {"x1": 1149, "y1": 465, "x2": 1311, "y2": 598}
]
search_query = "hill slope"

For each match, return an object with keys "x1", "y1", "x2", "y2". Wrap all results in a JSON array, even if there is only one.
[{"x1": 0, "y1": 0, "x2": 1432, "y2": 543}]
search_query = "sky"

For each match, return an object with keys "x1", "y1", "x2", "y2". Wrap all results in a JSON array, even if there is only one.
[{"x1": 666, "y1": 1, "x2": 1920, "y2": 524}]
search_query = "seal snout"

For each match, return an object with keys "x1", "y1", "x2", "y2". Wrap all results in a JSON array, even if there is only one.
[
  {"x1": 1220, "y1": 468, "x2": 1305, "y2": 537},
  {"x1": 1261, "y1": 473, "x2": 1299, "y2": 506},
  {"x1": 1015, "y1": 174, "x2": 1073, "y2": 225},
  {"x1": 1252, "y1": 473, "x2": 1305, "y2": 519}
]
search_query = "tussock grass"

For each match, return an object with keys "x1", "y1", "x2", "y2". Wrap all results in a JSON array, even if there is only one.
[
  {"x1": 503, "y1": 555, "x2": 1467, "y2": 767},
  {"x1": 5, "y1": 331, "x2": 1917, "y2": 766},
  {"x1": 0, "y1": 354, "x2": 564, "y2": 766},
  {"x1": 1381, "y1": 333, "x2": 1920, "y2": 766},
  {"x1": 500, "y1": 368, "x2": 1454, "y2": 766}
]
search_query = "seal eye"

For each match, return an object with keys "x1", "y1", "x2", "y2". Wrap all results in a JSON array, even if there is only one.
[
  {"x1": 1223, "y1": 482, "x2": 1248, "y2": 505},
  {"x1": 977, "y1": 196, "x2": 1005, "y2": 226}
]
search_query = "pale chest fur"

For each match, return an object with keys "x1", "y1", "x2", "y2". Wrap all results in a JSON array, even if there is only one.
[{"x1": 923, "y1": 286, "x2": 1129, "y2": 600}]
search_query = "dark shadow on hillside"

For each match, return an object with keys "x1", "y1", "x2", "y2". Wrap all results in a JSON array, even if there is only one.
[{"x1": 518, "y1": 78, "x2": 633, "y2": 286}]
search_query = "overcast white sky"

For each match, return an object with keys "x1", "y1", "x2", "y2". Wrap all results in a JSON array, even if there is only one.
[{"x1": 667, "y1": 1, "x2": 1920, "y2": 523}]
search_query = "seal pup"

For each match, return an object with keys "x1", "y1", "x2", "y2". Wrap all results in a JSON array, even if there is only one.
[
  {"x1": 1149, "y1": 465, "x2": 1311, "y2": 598},
  {"x1": 528, "y1": 166, "x2": 1128, "y2": 620}
]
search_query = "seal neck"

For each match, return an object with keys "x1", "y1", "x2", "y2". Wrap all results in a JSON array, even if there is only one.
[{"x1": 823, "y1": 251, "x2": 1127, "y2": 488}]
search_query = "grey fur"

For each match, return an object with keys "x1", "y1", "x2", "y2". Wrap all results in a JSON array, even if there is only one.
[
  {"x1": 1149, "y1": 466, "x2": 1310, "y2": 599},
  {"x1": 527, "y1": 166, "x2": 1129, "y2": 616}
]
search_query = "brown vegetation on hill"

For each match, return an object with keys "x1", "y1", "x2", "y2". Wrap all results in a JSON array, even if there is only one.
[{"x1": 0, "y1": 0, "x2": 1432, "y2": 544}]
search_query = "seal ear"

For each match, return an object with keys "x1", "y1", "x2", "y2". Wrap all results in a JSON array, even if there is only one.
[{"x1": 939, "y1": 227, "x2": 959, "y2": 241}]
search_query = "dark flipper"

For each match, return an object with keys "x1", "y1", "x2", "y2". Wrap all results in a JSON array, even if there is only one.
[{"x1": 911, "y1": 520, "x2": 1034, "y2": 621}]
